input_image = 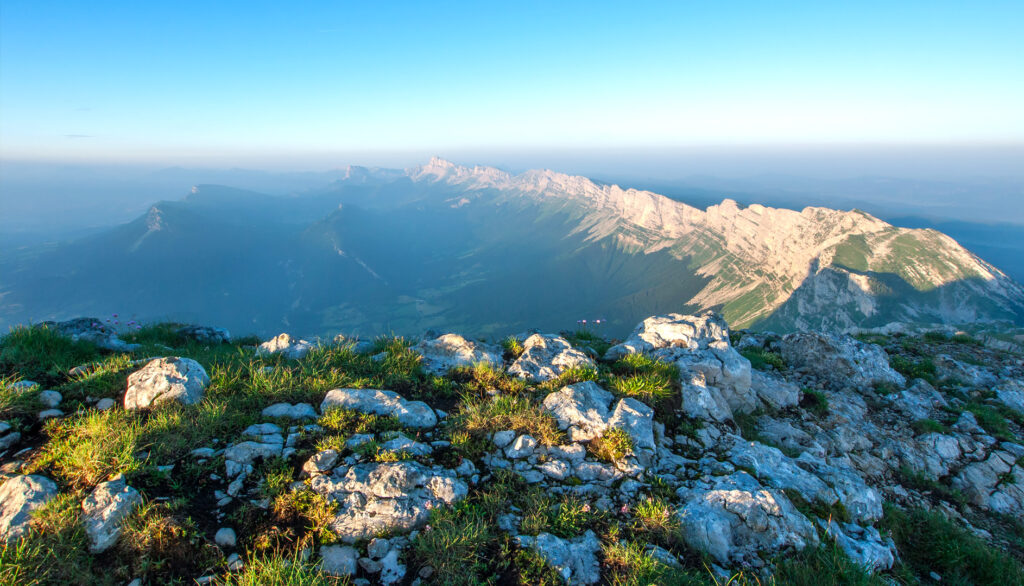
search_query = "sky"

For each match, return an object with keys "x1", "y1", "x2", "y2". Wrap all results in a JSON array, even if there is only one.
[{"x1": 1, "y1": 1, "x2": 1023, "y2": 167}]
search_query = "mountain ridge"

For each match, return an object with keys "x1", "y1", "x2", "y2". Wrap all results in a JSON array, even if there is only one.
[{"x1": 1, "y1": 158, "x2": 1022, "y2": 338}]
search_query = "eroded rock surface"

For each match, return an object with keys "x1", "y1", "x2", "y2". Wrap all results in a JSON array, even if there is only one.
[{"x1": 321, "y1": 388, "x2": 437, "y2": 429}]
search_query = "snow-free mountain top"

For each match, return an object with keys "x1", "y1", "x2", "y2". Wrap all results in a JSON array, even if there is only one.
[
  {"x1": 401, "y1": 158, "x2": 1023, "y2": 329},
  {"x1": 1, "y1": 158, "x2": 1022, "y2": 338}
]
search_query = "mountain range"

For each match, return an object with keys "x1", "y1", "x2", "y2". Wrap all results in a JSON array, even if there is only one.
[{"x1": 2, "y1": 158, "x2": 1022, "y2": 338}]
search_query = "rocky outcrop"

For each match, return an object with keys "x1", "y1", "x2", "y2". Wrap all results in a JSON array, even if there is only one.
[
  {"x1": 780, "y1": 332, "x2": 905, "y2": 389},
  {"x1": 320, "y1": 389, "x2": 437, "y2": 429},
  {"x1": 413, "y1": 333, "x2": 502, "y2": 375},
  {"x1": 509, "y1": 334, "x2": 595, "y2": 382},
  {"x1": 124, "y1": 357, "x2": 209, "y2": 409},
  {"x1": 308, "y1": 460, "x2": 467, "y2": 542}
]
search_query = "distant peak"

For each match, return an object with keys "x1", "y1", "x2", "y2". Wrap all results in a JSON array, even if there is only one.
[{"x1": 427, "y1": 156, "x2": 456, "y2": 169}]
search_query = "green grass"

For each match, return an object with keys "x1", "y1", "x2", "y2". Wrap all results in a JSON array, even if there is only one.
[
  {"x1": 772, "y1": 541, "x2": 885, "y2": 585},
  {"x1": 448, "y1": 362, "x2": 529, "y2": 397},
  {"x1": 502, "y1": 336, "x2": 525, "y2": 361},
  {"x1": 800, "y1": 388, "x2": 830, "y2": 417},
  {"x1": 880, "y1": 505, "x2": 1024, "y2": 585},
  {"x1": 896, "y1": 466, "x2": 966, "y2": 505},
  {"x1": 0, "y1": 494, "x2": 220, "y2": 585},
  {"x1": 537, "y1": 365, "x2": 599, "y2": 393},
  {"x1": 0, "y1": 325, "x2": 102, "y2": 385},
  {"x1": 588, "y1": 426, "x2": 633, "y2": 462},
  {"x1": 889, "y1": 354, "x2": 937, "y2": 385},
  {"x1": 562, "y1": 329, "x2": 612, "y2": 358},
  {"x1": 739, "y1": 348, "x2": 786, "y2": 371},
  {"x1": 911, "y1": 418, "x2": 949, "y2": 435},
  {"x1": 29, "y1": 409, "x2": 145, "y2": 489},
  {"x1": 607, "y1": 372, "x2": 675, "y2": 404},
  {"x1": 447, "y1": 394, "x2": 563, "y2": 447},
  {"x1": 0, "y1": 374, "x2": 45, "y2": 425},
  {"x1": 220, "y1": 549, "x2": 340, "y2": 585},
  {"x1": 966, "y1": 403, "x2": 1014, "y2": 440}
]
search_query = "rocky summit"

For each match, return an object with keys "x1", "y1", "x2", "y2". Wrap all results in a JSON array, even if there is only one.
[{"x1": 1, "y1": 313, "x2": 1023, "y2": 584}]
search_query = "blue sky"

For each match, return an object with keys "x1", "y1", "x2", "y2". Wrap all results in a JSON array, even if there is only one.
[{"x1": 1, "y1": 1, "x2": 1022, "y2": 165}]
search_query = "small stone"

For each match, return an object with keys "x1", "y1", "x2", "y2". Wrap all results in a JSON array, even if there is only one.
[
  {"x1": 38, "y1": 390, "x2": 62, "y2": 407},
  {"x1": 320, "y1": 544, "x2": 359, "y2": 576},
  {"x1": 359, "y1": 557, "x2": 383, "y2": 573},
  {"x1": 367, "y1": 537, "x2": 390, "y2": 560},
  {"x1": 215, "y1": 527, "x2": 237, "y2": 548},
  {"x1": 492, "y1": 430, "x2": 516, "y2": 448},
  {"x1": 95, "y1": 398, "x2": 116, "y2": 411},
  {"x1": 226, "y1": 552, "x2": 244, "y2": 571},
  {"x1": 38, "y1": 409, "x2": 64, "y2": 421},
  {"x1": 505, "y1": 435, "x2": 538, "y2": 459}
]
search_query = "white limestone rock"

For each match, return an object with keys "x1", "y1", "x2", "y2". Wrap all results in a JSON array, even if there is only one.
[
  {"x1": 508, "y1": 334, "x2": 595, "y2": 382},
  {"x1": 81, "y1": 475, "x2": 142, "y2": 553},
  {"x1": 413, "y1": 334, "x2": 502, "y2": 375},
  {"x1": 515, "y1": 530, "x2": 602, "y2": 585},
  {"x1": 124, "y1": 357, "x2": 209, "y2": 410},
  {"x1": 321, "y1": 388, "x2": 437, "y2": 429},
  {"x1": 0, "y1": 475, "x2": 58, "y2": 543},
  {"x1": 541, "y1": 382, "x2": 614, "y2": 441},
  {"x1": 257, "y1": 333, "x2": 314, "y2": 360},
  {"x1": 261, "y1": 402, "x2": 318, "y2": 420},
  {"x1": 677, "y1": 471, "x2": 819, "y2": 565}
]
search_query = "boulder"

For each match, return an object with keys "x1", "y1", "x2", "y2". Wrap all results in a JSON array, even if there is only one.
[
  {"x1": 310, "y1": 461, "x2": 467, "y2": 542},
  {"x1": 508, "y1": 335, "x2": 595, "y2": 382},
  {"x1": 124, "y1": 357, "x2": 209, "y2": 410},
  {"x1": 413, "y1": 334, "x2": 502, "y2": 375},
  {"x1": 0, "y1": 475, "x2": 58, "y2": 543},
  {"x1": 677, "y1": 471, "x2": 819, "y2": 565},
  {"x1": 779, "y1": 332, "x2": 905, "y2": 389},
  {"x1": 321, "y1": 389, "x2": 437, "y2": 429},
  {"x1": 257, "y1": 333, "x2": 314, "y2": 360},
  {"x1": 81, "y1": 475, "x2": 142, "y2": 553},
  {"x1": 515, "y1": 530, "x2": 602, "y2": 585},
  {"x1": 176, "y1": 325, "x2": 231, "y2": 344},
  {"x1": 608, "y1": 398, "x2": 656, "y2": 464}
]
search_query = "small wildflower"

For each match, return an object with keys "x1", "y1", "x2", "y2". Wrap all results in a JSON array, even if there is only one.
[
  {"x1": 581, "y1": 503, "x2": 591, "y2": 513},
  {"x1": 620, "y1": 503, "x2": 629, "y2": 514},
  {"x1": 424, "y1": 524, "x2": 433, "y2": 532},
  {"x1": 425, "y1": 501, "x2": 433, "y2": 510},
  {"x1": 112, "y1": 313, "x2": 118, "y2": 318}
]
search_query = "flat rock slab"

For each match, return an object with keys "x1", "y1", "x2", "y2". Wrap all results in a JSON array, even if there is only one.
[{"x1": 321, "y1": 388, "x2": 437, "y2": 429}]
